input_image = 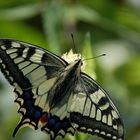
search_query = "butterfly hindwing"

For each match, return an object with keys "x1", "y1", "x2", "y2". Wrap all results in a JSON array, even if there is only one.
[
  {"x1": 70, "y1": 73, "x2": 124, "y2": 140},
  {"x1": 42, "y1": 115, "x2": 75, "y2": 140}
]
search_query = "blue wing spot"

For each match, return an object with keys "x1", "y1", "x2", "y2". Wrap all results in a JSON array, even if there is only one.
[
  {"x1": 22, "y1": 92, "x2": 32, "y2": 99},
  {"x1": 49, "y1": 118, "x2": 56, "y2": 126},
  {"x1": 55, "y1": 122, "x2": 61, "y2": 130},
  {"x1": 27, "y1": 108, "x2": 34, "y2": 116},
  {"x1": 34, "y1": 110, "x2": 42, "y2": 120},
  {"x1": 24, "y1": 100, "x2": 33, "y2": 107}
]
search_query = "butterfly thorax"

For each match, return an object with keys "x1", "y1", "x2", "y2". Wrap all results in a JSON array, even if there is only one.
[{"x1": 45, "y1": 59, "x2": 82, "y2": 116}]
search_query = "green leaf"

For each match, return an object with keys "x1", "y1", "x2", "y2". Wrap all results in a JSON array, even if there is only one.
[{"x1": 82, "y1": 32, "x2": 96, "y2": 79}]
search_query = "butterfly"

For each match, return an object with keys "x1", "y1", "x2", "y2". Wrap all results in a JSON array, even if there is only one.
[{"x1": 0, "y1": 39, "x2": 124, "y2": 140}]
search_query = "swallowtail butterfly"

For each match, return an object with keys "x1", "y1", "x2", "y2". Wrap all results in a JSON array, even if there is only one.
[{"x1": 0, "y1": 39, "x2": 124, "y2": 140}]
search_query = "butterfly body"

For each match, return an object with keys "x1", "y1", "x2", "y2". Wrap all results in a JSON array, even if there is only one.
[
  {"x1": 46, "y1": 59, "x2": 81, "y2": 111},
  {"x1": 0, "y1": 39, "x2": 124, "y2": 140}
]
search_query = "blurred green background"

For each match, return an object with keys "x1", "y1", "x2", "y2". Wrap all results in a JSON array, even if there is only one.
[{"x1": 0, "y1": 0, "x2": 140, "y2": 140}]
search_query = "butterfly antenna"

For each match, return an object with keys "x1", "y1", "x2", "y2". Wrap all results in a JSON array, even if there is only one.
[
  {"x1": 71, "y1": 33, "x2": 78, "y2": 53},
  {"x1": 83, "y1": 54, "x2": 106, "y2": 61}
]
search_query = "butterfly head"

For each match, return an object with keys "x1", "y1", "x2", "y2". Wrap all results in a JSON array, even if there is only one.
[
  {"x1": 74, "y1": 58, "x2": 83, "y2": 67},
  {"x1": 61, "y1": 49, "x2": 81, "y2": 63},
  {"x1": 62, "y1": 49, "x2": 86, "y2": 72}
]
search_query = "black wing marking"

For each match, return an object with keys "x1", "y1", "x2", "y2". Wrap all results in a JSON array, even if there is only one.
[
  {"x1": 0, "y1": 39, "x2": 68, "y2": 136},
  {"x1": 70, "y1": 73, "x2": 124, "y2": 140},
  {"x1": 41, "y1": 114, "x2": 75, "y2": 140}
]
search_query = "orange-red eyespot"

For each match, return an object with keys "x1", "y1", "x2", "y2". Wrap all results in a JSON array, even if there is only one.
[{"x1": 39, "y1": 113, "x2": 48, "y2": 124}]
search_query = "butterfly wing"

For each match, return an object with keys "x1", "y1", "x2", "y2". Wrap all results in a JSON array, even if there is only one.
[
  {"x1": 70, "y1": 73, "x2": 124, "y2": 140},
  {"x1": 0, "y1": 39, "x2": 68, "y2": 86},
  {"x1": 41, "y1": 114, "x2": 75, "y2": 140},
  {"x1": 0, "y1": 39, "x2": 68, "y2": 136}
]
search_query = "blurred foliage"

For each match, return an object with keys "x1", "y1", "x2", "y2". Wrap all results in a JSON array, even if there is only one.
[{"x1": 0, "y1": 0, "x2": 140, "y2": 140}]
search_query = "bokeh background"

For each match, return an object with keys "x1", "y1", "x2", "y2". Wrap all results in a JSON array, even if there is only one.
[{"x1": 0, "y1": 0, "x2": 140, "y2": 140}]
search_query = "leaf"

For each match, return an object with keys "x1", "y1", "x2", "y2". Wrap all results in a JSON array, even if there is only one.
[{"x1": 82, "y1": 32, "x2": 96, "y2": 79}]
